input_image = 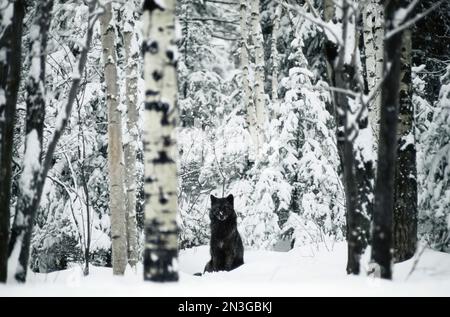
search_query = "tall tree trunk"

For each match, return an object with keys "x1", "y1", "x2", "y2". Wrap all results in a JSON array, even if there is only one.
[
  {"x1": 324, "y1": 0, "x2": 372, "y2": 275},
  {"x1": 363, "y1": 0, "x2": 384, "y2": 146},
  {"x1": 240, "y1": 0, "x2": 258, "y2": 159},
  {"x1": 0, "y1": 0, "x2": 25, "y2": 283},
  {"x1": 142, "y1": 0, "x2": 179, "y2": 282},
  {"x1": 100, "y1": 2, "x2": 128, "y2": 276},
  {"x1": 371, "y1": 0, "x2": 404, "y2": 280},
  {"x1": 250, "y1": 0, "x2": 266, "y2": 158},
  {"x1": 8, "y1": 0, "x2": 54, "y2": 283},
  {"x1": 271, "y1": 4, "x2": 281, "y2": 104},
  {"x1": 393, "y1": 27, "x2": 417, "y2": 263},
  {"x1": 123, "y1": 2, "x2": 139, "y2": 269}
]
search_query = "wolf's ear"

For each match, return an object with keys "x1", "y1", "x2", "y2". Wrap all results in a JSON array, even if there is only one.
[
  {"x1": 210, "y1": 195, "x2": 218, "y2": 205},
  {"x1": 226, "y1": 194, "x2": 234, "y2": 204}
]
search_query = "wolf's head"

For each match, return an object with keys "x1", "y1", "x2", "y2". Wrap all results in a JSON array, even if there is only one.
[{"x1": 210, "y1": 194, "x2": 234, "y2": 221}]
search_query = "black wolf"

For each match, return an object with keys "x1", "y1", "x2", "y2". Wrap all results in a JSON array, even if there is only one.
[{"x1": 203, "y1": 194, "x2": 244, "y2": 273}]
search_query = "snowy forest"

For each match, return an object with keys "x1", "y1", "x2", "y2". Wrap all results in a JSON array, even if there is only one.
[{"x1": 0, "y1": 0, "x2": 449, "y2": 296}]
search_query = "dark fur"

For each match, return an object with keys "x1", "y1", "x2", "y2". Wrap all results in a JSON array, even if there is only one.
[{"x1": 203, "y1": 194, "x2": 244, "y2": 273}]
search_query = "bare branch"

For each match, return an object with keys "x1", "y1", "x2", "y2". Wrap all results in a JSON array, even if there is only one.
[
  {"x1": 183, "y1": 17, "x2": 239, "y2": 24},
  {"x1": 204, "y1": 0, "x2": 239, "y2": 5},
  {"x1": 211, "y1": 33, "x2": 238, "y2": 41}
]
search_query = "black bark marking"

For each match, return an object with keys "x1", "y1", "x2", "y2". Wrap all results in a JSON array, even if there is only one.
[
  {"x1": 145, "y1": 101, "x2": 170, "y2": 125},
  {"x1": 152, "y1": 70, "x2": 163, "y2": 82},
  {"x1": 143, "y1": 0, "x2": 165, "y2": 13},
  {"x1": 145, "y1": 176, "x2": 155, "y2": 183},
  {"x1": 146, "y1": 89, "x2": 160, "y2": 97},
  {"x1": 142, "y1": 40, "x2": 159, "y2": 55},
  {"x1": 166, "y1": 49, "x2": 174, "y2": 62},
  {"x1": 149, "y1": 41, "x2": 159, "y2": 54},
  {"x1": 163, "y1": 136, "x2": 172, "y2": 147},
  {"x1": 159, "y1": 187, "x2": 169, "y2": 205},
  {"x1": 153, "y1": 151, "x2": 174, "y2": 164}
]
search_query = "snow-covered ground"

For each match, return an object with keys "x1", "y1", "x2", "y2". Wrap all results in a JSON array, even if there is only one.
[{"x1": 1, "y1": 242, "x2": 449, "y2": 296}]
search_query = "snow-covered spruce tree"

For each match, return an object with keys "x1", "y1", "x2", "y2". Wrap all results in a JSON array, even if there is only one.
[
  {"x1": 371, "y1": 0, "x2": 405, "y2": 280},
  {"x1": 7, "y1": 0, "x2": 54, "y2": 283},
  {"x1": 393, "y1": 25, "x2": 417, "y2": 263},
  {"x1": 142, "y1": 0, "x2": 179, "y2": 282},
  {"x1": 0, "y1": 0, "x2": 26, "y2": 283},
  {"x1": 100, "y1": 2, "x2": 127, "y2": 276},
  {"x1": 236, "y1": 3, "x2": 346, "y2": 250},
  {"x1": 275, "y1": 29, "x2": 345, "y2": 249},
  {"x1": 418, "y1": 64, "x2": 450, "y2": 252}
]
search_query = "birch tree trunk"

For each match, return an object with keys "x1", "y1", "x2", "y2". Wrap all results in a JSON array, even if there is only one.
[
  {"x1": 393, "y1": 27, "x2": 417, "y2": 263},
  {"x1": 240, "y1": 0, "x2": 258, "y2": 159},
  {"x1": 251, "y1": 0, "x2": 266, "y2": 158},
  {"x1": 123, "y1": 2, "x2": 139, "y2": 269},
  {"x1": 371, "y1": 0, "x2": 404, "y2": 280},
  {"x1": 8, "y1": 0, "x2": 54, "y2": 283},
  {"x1": 142, "y1": 0, "x2": 179, "y2": 282},
  {"x1": 0, "y1": 0, "x2": 25, "y2": 283},
  {"x1": 363, "y1": 0, "x2": 384, "y2": 145},
  {"x1": 100, "y1": 2, "x2": 127, "y2": 275},
  {"x1": 271, "y1": 4, "x2": 281, "y2": 104}
]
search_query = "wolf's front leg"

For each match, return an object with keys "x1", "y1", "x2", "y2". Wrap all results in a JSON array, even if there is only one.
[
  {"x1": 224, "y1": 254, "x2": 237, "y2": 271},
  {"x1": 204, "y1": 260, "x2": 214, "y2": 273}
]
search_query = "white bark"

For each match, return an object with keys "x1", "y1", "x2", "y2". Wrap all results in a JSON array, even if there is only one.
[
  {"x1": 240, "y1": 0, "x2": 258, "y2": 158},
  {"x1": 142, "y1": 0, "x2": 179, "y2": 282},
  {"x1": 251, "y1": 0, "x2": 266, "y2": 158},
  {"x1": 363, "y1": 0, "x2": 384, "y2": 145},
  {"x1": 271, "y1": 4, "x2": 281, "y2": 105},
  {"x1": 100, "y1": 2, "x2": 127, "y2": 276},
  {"x1": 122, "y1": 2, "x2": 139, "y2": 269}
]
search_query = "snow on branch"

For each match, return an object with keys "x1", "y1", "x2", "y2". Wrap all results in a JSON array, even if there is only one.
[{"x1": 278, "y1": 0, "x2": 343, "y2": 46}]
